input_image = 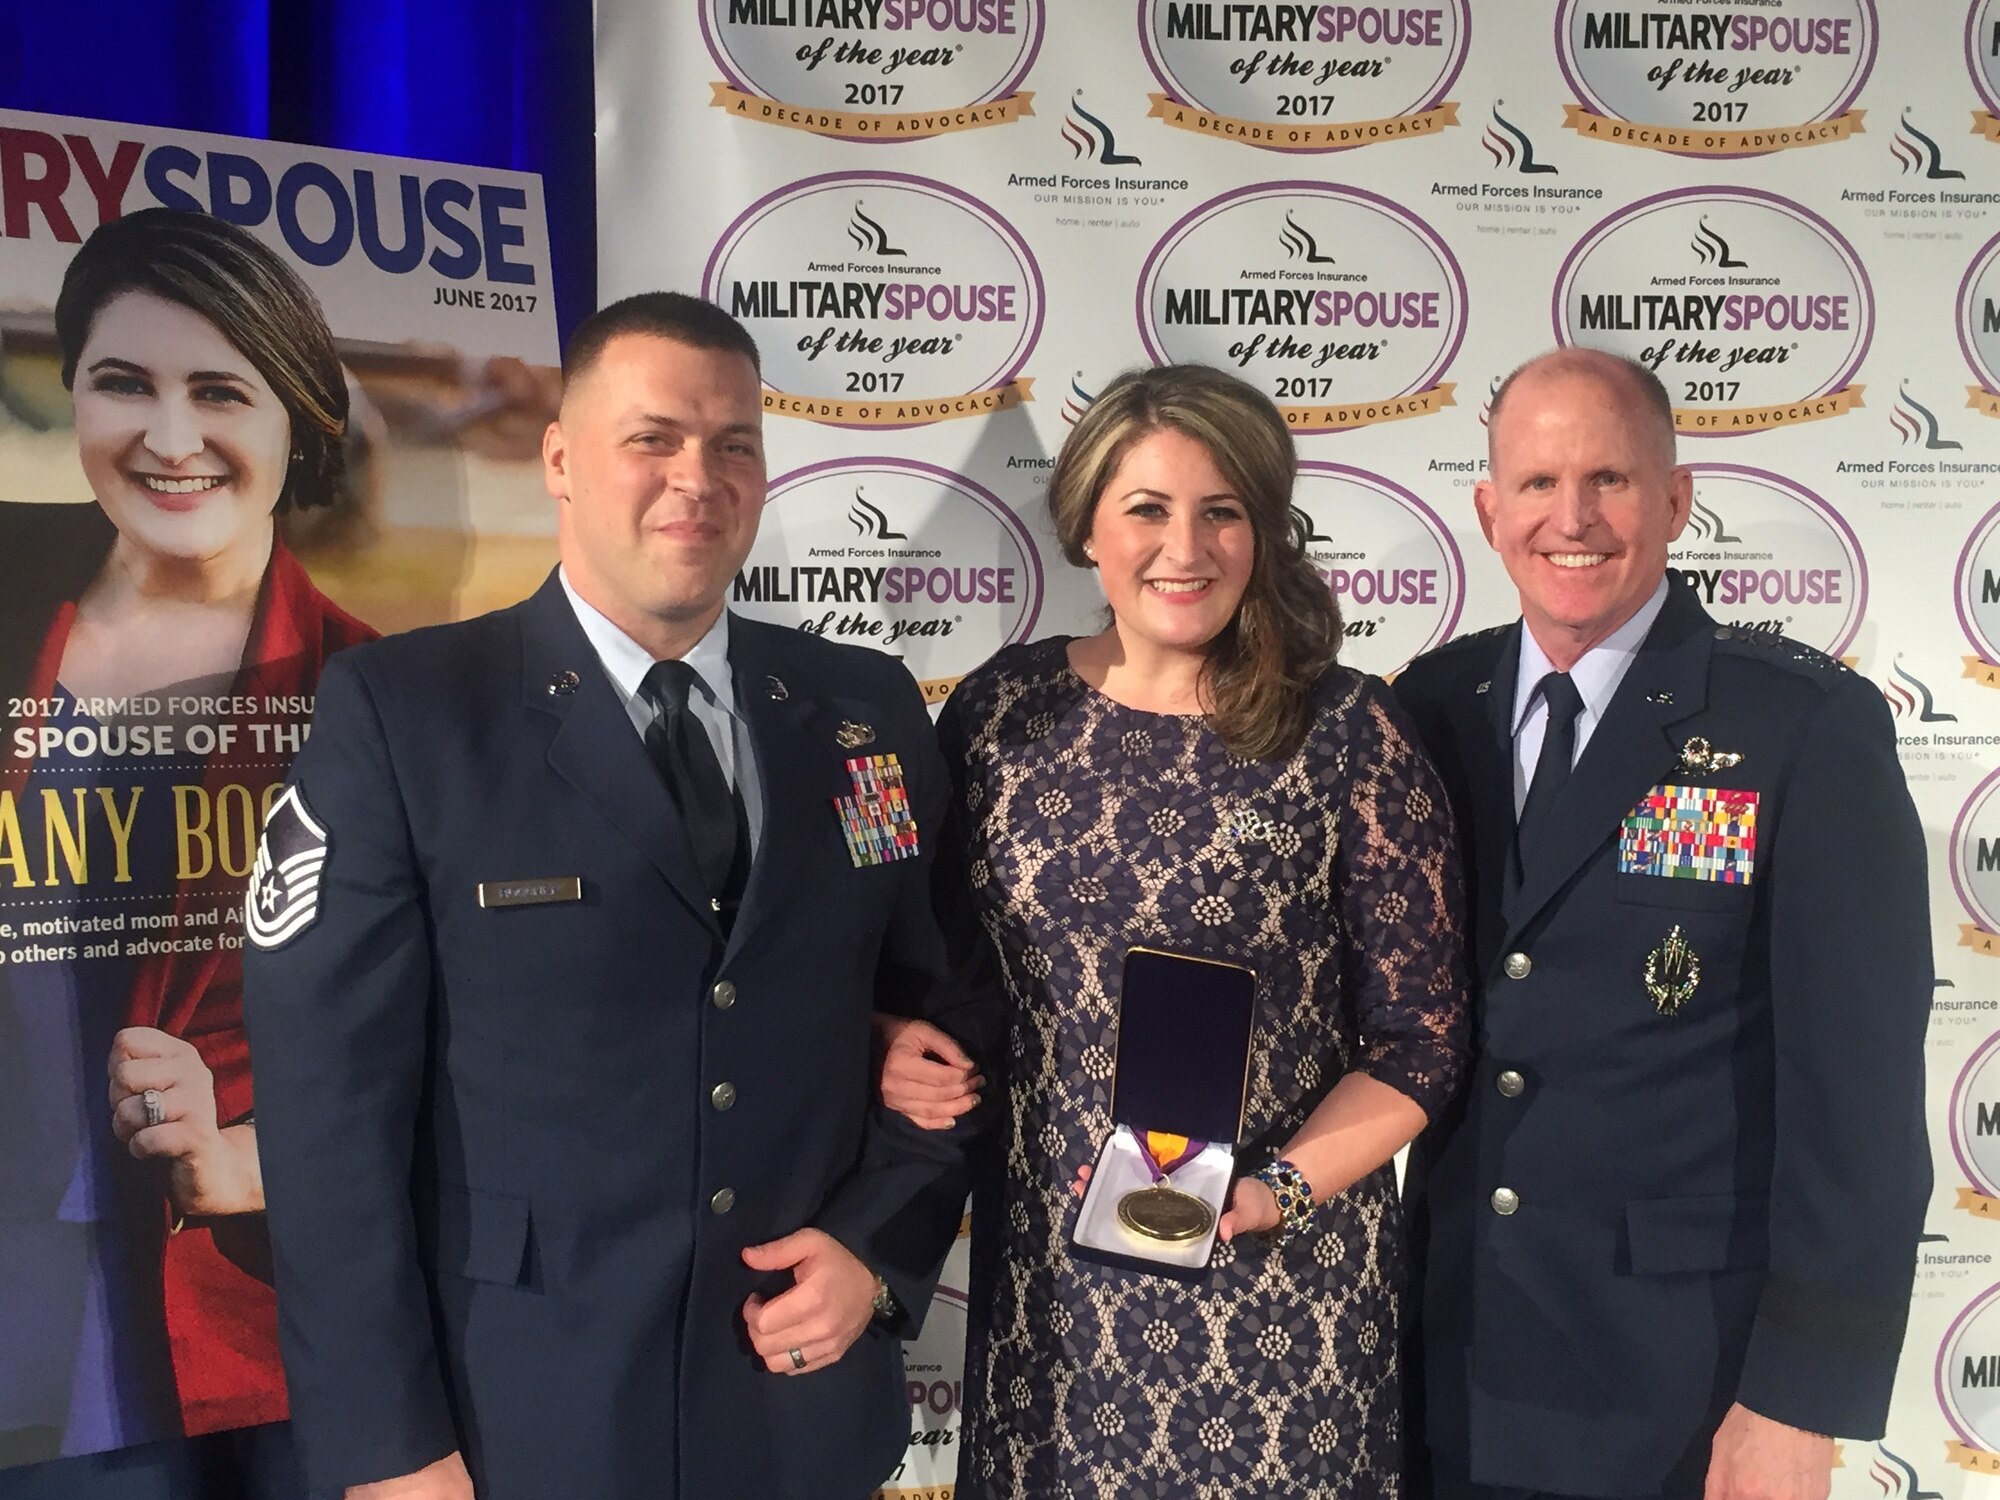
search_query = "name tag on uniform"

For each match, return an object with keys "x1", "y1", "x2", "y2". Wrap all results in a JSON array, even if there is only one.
[
  {"x1": 1619, "y1": 785, "x2": 1759, "y2": 884},
  {"x1": 835, "y1": 753, "x2": 920, "y2": 868},
  {"x1": 477, "y1": 877, "x2": 583, "y2": 908}
]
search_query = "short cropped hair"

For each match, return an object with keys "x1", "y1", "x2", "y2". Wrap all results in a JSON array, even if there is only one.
[{"x1": 562, "y1": 291, "x2": 762, "y2": 388}]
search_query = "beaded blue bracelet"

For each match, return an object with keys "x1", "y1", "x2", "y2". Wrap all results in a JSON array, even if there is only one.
[{"x1": 1250, "y1": 1158, "x2": 1317, "y2": 1246}]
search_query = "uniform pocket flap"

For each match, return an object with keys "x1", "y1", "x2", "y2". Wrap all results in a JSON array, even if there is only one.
[
  {"x1": 440, "y1": 1185, "x2": 532, "y2": 1286},
  {"x1": 1612, "y1": 871, "x2": 1753, "y2": 911},
  {"x1": 1625, "y1": 1193, "x2": 1767, "y2": 1275}
]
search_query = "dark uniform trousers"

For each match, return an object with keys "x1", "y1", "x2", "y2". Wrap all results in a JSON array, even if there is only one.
[
  {"x1": 1393, "y1": 576, "x2": 1930, "y2": 1499},
  {"x1": 242, "y1": 574, "x2": 995, "y2": 1500}
]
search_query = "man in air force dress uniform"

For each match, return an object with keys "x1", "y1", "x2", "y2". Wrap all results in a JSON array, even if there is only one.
[
  {"x1": 242, "y1": 294, "x2": 990, "y2": 1500},
  {"x1": 1394, "y1": 349, "x2": 1930, "y2": 1500}
]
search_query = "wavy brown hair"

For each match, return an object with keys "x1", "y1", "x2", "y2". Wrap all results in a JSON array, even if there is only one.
[{"x1": 1049, "y1": 364, "x2": 1340, "y2": 759}]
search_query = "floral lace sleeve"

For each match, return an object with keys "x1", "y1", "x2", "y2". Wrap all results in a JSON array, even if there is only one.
[{"x1": 1335, "y1": 676, "x2": 1471, "y2": 1119}]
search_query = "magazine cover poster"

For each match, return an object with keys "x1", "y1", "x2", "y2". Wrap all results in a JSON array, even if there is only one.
[{"x1": 0, "y1": 107, "x2": 558, "y2": 1466}]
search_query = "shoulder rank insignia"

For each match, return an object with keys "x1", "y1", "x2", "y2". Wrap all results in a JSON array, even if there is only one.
[
  {"x1": 1677, "y1": 736, "x2": 1742, "y2": 775},
  {"x1": 1644, "y1": 925, "x2": 1700, "y2": 1016}
]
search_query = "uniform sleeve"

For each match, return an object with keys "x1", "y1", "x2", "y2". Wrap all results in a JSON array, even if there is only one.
[
  {"x1": 812, "y1": 667, "x2": 1000, "y2": 1335},
  {"x1": 1734, "y1": 676, "x2": 1931, "y2": 1437},
  {"x1": 241, "y1": 653, "x2": 457, "y2": 1492},
  {"x1": 1337, "y1": 679, "x2": 1471, "y2": 1120}
]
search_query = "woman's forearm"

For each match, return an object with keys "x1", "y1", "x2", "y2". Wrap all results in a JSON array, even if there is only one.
[{"x1": 1274, "y1": 1071, "x2": 1427, "y2": 1202}]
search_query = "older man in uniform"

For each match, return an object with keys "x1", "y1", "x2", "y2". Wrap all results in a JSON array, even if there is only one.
[
  {"x1": 242, "y1": 293, "x2": 990, "y2": 1499},
  {"x1": 1394, "y1": 348, "x2": 1930, "y2": 1500}
]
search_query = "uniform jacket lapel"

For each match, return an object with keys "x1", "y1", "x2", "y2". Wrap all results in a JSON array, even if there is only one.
[
  {"x1": 1500, "y1": 579, "x2": 1715, "y2": 946},
  {"x1": 722, "y1": 616, "x2": 828, "y2": 963},
  {"x1": 517, "y1": 574, "x2": 721, "y2": 934},
  {"x1": 1461, "y1": 629, "x2": 1524, "y2": 969}
]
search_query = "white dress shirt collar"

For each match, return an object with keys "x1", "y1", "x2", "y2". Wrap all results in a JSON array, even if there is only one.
[
  {"x1": 558, "y1": 568, "x2": 737, "y2": 720},
  {"x1": 1510, "y1": 575, "x2": 1671, "y2": 739}
]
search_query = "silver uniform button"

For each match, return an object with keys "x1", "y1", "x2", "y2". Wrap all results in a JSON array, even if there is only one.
[
  {"x1": 711, "y1": 1082, "x2": 737, "y2": 1111},
  {"x1": 1496, "y1": 1069, "x2": 1525, "y2": 1099},
  {"x1": 1502, "y1": 952, "x2": 1532, "y2": 980},
  {"x1": 1490, "y1": 1187, "x2": 1520, "y2": 1216},
  {"x1": 710, "y1": 1188, "x2": 736, "y2": 1214},
  {"x1": 711, "y1": 980, "x2": 737, "y2": 1010}
]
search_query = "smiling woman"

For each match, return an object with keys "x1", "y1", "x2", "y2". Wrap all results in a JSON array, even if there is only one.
[
  {"x1": 0, "y1": 208, "x2": 376, "y2": 1474},
  {"x1": 876, "y1": 364, "x2": 1471, "y2": 1499}
]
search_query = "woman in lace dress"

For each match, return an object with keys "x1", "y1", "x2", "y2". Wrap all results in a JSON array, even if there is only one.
[{"x1": 878, "y1": 365, "x2": 1469, "y2": 1499}]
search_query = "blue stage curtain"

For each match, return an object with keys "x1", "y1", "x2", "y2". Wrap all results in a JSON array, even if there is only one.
[{"x1": 0, "y1": 0, "x2": 596, "y2": 343}]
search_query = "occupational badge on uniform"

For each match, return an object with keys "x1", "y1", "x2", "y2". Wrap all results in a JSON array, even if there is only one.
[
  {"x1": 835, "y1": 753, "x2": 920, "y2": 867},
  {"x1": 245, "y1": 785, "x2": 329, "y2": 950},
  {"x1": 835, "y1": 719, "x2": 876, "y2": 750},
  {"x1": 1644, "y1": 925, "x2": 1701, "y2": 1016},
  {"x1": 1618, "y1": 783, "x2": 1760, "y2": 884},
  {"x1": 1675, "y1": 736, "x2": 1743, "y2": 775}
]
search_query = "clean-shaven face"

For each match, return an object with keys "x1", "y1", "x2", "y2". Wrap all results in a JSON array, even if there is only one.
[
  {"x1": 72, "y1": 289, "x2": 291, "y2": 565},
  {"x1": 1085, "y1": 425, "x2": 1256, "y2": 659},
  {"x1": 1474, "y1": 364, "x2": 1692, "y2": 667},
  {"x1": 545, "y1": 334, "x2": 767, "y2": 639}
]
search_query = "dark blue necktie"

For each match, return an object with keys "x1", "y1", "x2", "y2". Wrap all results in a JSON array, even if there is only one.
[
  {"x1": 1513, "y1": 670, "x2": 1584, "y2": 883},
  {"x1": 638, "y1": 659, "x2": 748, "y2": 908}
]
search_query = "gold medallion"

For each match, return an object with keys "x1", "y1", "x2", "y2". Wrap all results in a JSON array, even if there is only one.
[{"x1": 1116, "y1": 1185, "x2": 1215, "y2": 1243}]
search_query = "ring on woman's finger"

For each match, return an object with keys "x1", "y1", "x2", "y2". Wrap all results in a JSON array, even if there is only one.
[{"x1": 142, "y1": 1089, "x2": 165, "y2": 1129}]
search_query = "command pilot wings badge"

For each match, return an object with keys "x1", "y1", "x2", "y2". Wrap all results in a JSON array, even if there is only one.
[{"x1": 245, "y1": 785, "x2": 330, "y2": 950}]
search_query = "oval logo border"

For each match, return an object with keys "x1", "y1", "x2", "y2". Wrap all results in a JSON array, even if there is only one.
[
  {"x1": 1957, "y1": 498, "x2": 2000, "y2": 664},
  {"x1": 1968, "y1": 0, "x2": 2000, "y2": 119},
  {"x1": 1679, "y1": 462, "x2": 1868, "y2": 658},
  {"x1": 1552, "y1": 0, "x2": 1878, "y2": 143},
  {"x1": 1936, "y1": 1279, "x2": 2000, "y2": 1447},
  {"x1": 1950, "y1": 1029, "x2": 2000, "y2": 1201},
  {"x1": 697, "y1": 2, "x2": 1047, "y2": 122},
  {"x1": 757, "y1": 454, "x2": 1047, "y2": 658},
  {"x1": 1552, "y1": 186, "x2": 1874, "y2": 433},
  {"x1": 1952, "y1": 764, "x2": 2000, "y2": 938},
  {"x1": 1296, "y1": 460, "x2": 1467, "y2": 668},
  {"x1": 1135, "y1": 180, "x2": 1469, "y2": 405},
  {"x1": 1134, "y1": 0, "x2": 1474, "y2": 153},
  {"x1": 702, "y1": 171, "x2": 1047, "y2": 411},
  {"x1": 1957, "y1": 231, "x2": 2000, "y2": 395}
]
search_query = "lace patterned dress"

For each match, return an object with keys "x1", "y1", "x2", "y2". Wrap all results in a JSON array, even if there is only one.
[{"x1": 942, "y1": 638, "x2": 1468, "y2": 1500}]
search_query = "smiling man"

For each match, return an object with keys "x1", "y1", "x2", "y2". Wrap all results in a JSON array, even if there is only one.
[
  {"x1": 1393, "y1": 348, "x2": 1930, "y2": 1500},
  {"x1": 242, "y1": 293, "x2": 990, "y2": 1500}
]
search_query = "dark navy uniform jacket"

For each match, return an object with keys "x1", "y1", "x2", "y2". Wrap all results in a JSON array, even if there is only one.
[
  {"x1": 242, "y1": 573, "x2": 992, "y2": 1500},
  {"x1": 1393, "y1": 576, "x2": 1930, "y2": 1498}
]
